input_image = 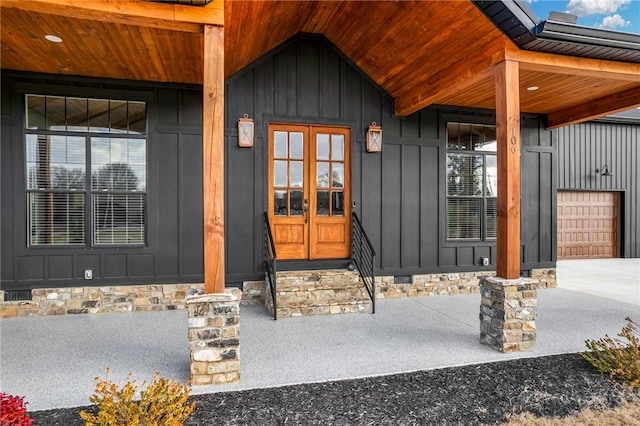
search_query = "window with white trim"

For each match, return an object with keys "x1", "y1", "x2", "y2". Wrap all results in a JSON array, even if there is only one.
[
  {"x1": 446, "y1": 123, "x2": 497, "y2": 240},
  {"x1": 25, "y1": 95, "x2": 146, "y2": 246}
]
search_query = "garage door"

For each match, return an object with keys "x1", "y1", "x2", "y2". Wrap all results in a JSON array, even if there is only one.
[{"x1": 557, "y1": 191, "x2": 619, "y2": 259}]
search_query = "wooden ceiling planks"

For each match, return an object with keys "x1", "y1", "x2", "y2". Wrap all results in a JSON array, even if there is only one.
[
  {"x1": 375, "y1": 3, "x2": 477, "y2": 88},
  {"x1": 548, "y1": 84, "x2": 640, "y2": 127},
  {"x1": 437, "y1": 68, "x2": 640, "y2": 116},
  {"x1": 519, "y1": 70, "x2": 639, "y2": 114},
  {"x1": 0, "y1": 6, "x2": 203, "y2": 84},
  {"x1": 2, "y1": 0, "x2": 639, "y2": 125},
  {"x1": 371, "y1": 2, "x2": 488, "y2": 91}
]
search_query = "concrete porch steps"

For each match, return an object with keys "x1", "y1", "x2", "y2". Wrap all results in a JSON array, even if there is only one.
[{"x1": 266, "y1": 269, "x2": 372, "y2": 318}]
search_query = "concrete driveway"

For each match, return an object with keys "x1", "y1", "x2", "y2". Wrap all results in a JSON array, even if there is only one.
[{"x1": 557, "y1": 258, "x2": 640, "y2": 306}]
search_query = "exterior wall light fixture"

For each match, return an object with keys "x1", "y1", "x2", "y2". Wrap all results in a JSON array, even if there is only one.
[
  {"x1": 238, "y1": 113, "x2": 254, "y2": 147},
  {"x1": 595, "y1": 164, "x2": 613, "y2": 177},
  {"x1": 366, "y1": 122, "x2": 382, "y2": 152}
]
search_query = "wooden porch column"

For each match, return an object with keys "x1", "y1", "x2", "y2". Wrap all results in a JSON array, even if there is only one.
[
  {"x1": 494, "y1": 60, "x2": 521, "y2": 279},
  {"x1": 203, "y1": 24, "x2": 225, "y2": 294}
]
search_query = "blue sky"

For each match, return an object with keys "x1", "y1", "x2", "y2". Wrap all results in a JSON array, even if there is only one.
[{"x1": 525, "y1": 0, "x2": 640, "y2": 33}]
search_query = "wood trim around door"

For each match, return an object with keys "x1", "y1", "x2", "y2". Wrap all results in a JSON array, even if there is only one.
[{"x1": 267, "y1": 123, "x2": 351, "y2": 260}]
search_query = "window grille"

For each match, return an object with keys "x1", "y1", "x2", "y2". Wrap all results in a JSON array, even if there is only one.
[
  {"x1": 25, "y1": 95, "x2": 147, "y2": 247},
  {"x1": 446, "y1": 122, "x2": 497, "y2": 241}
]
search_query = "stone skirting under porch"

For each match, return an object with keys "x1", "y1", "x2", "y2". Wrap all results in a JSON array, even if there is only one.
[
  {"x1": 0, "y1": 284, "x2": 205, "y2": 318},
  {"x1": 0, "y1": 268, "x2": 556, "y2": 318},
  {"x1": 374, "y1": 268, "x2": 556, "y2": 299}
]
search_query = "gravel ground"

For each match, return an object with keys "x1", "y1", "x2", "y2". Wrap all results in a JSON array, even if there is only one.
[{"x1": 30, "y1": 353, "x2": 638, "y2": 425}]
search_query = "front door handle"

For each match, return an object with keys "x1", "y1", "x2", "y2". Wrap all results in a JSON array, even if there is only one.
[{"x1": 303, "y1": 206, "x2": 309, "y2": 223}]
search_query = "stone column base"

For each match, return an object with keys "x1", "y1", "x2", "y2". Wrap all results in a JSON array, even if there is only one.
[
  {"x1": 186, "y1": 288, "x2": 242, "y2": 385},
  {"x1": 480, "y1": 276, "x2": 537, "y2": 353}
]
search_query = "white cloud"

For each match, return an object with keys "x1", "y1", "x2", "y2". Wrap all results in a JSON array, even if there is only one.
[
  {"x1": 597, "y1": 13, "x2": 631, "y2": 29},
  {"x1": 566, "y1": 0, "x2": 631, "y2": 17}
]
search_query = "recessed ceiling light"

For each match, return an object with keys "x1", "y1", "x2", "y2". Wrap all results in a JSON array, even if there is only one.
[
  {"x1": 527, "y1": 86, "x2": 539, "y2": 91},
  {"x1": 45, "y1": 35, "x2": 62, "y2": 43}
]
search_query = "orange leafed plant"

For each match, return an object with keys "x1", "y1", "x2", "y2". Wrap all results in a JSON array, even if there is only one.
[{"x1": 80, "y1": 369, "x2": 195, "y2": 426}]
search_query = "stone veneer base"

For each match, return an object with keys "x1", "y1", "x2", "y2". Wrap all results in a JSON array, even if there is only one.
[
  {"x1": 0, "y1": 284, "x2": 205, "y2": 318},
  {"x1": 479, "y1": 276, "x2": 537, "y2": 353},
  {"x1": 187, "y1": 288, "x2": 242, "y2": 386},
  {"x1": 0, "y1": 268, "x2": 555, "y2": 318}
]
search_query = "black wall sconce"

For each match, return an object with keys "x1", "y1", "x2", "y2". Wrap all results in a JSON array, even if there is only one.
[{"x1": 595, "y1": 164, "x2": 613, "y2": 177}]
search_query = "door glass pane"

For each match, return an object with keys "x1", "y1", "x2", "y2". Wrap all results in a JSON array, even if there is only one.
[
  {"x1": 316, "y1": 134, "x2": 329, "y2": 160},
  {"x1": 290, "y1": 190, "x2": 303, "y2": 216},
  {"x1": 331, "y1": 135, "x2": 344, "y2": 160},
  {"x1": 332, "y1": 163, "x2": 344, "y2": 188},
  {"x1": 290, "y1": 161, "x2": 303, "y2": 187},
  {"x1": 316, "y1": 162, "x2": 330, "y2": 188},
  {"x1": 290, "y1": 133, "x2": 303, "y2": 159},
  {"x1": 274, "y1": 190, "x2": 287, "y2": 215},
  {"x1": 332, "y1": 191, "x2": 344, "y2": 216},
  {"x1": 274, "y1": 161, "x2": 287, "y2": 187},
  {"x1": 274, "y1": 132, "x2": 288, "y2": 158},
  {"x1": 316, "y1": 191, "x2": 329, "y2": 216}
]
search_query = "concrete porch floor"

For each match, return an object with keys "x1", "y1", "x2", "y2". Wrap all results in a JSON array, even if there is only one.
[{"x1": 0, "y1": 259, "x2": 638, "y2": 411}]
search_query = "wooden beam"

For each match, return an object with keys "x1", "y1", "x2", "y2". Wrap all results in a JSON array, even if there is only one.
[
  {"x1": 1, "y1": 0, "x2": 224, "y2": 32},
  {"x1": 495, "y1": 60, "x2": 521, "y2": 279},
  {"x1": 173, "y1": 0, "x2": 223, "y2": 26},
  {"x1": 203, "y1": 24, "x2": 225, "y2": 294},
  {"x1": 548, "y1": 85, "x2": 640, "y2": 128},
  {"x1": 506, "y1": 48, "x2": 640, "y2": 82},
  {"x1": 394, "y1": 37, "x2": 505, "y2": 116}
]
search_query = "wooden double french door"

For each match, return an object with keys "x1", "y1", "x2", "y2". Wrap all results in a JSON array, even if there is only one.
[{"x1": 268, "y1": 124, "x2": 351, "y2": 260}]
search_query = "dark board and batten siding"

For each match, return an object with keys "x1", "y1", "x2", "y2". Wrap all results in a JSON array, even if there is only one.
[
  {"x1": 556, "y1": 121, "x2": 639, "y2": 258},
  {"x1": 1, "y1": 37, "x2": 558, "y2": 290},
  {"x1": 224, "y1": 36, "x2": 556, "y2": 283},
  {"x1": 1, "y1": 73, "x2": 205, "y2": 290}
]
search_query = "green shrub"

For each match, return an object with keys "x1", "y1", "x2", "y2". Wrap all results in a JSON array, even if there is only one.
[
  {"x1": 80, "y1": 369, "x2": 195, "y2": 426},
  {"x1": 582, "y1": 317, "x2": 640, "y2": 388}
]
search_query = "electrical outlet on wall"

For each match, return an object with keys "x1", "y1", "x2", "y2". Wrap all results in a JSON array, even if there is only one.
[
  {"x1": 84, "y1": 269, "x2": 93, "y2": 280},
  {"x1": 481, "y1": 257, "x2": 490, "y2": 266}
]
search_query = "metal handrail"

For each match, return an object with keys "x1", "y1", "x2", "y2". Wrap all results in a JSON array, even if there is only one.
[
  {"x1": 263, "y1": 212, "x2": 277, "y2": 320},
  {"x1": 351, "y1": 212, "x2": 376, "y2": 313}
]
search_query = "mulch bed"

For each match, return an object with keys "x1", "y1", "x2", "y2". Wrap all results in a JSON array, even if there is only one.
[{"x1": 30, "y1": 353, "x2": 638, "y2": 425}]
